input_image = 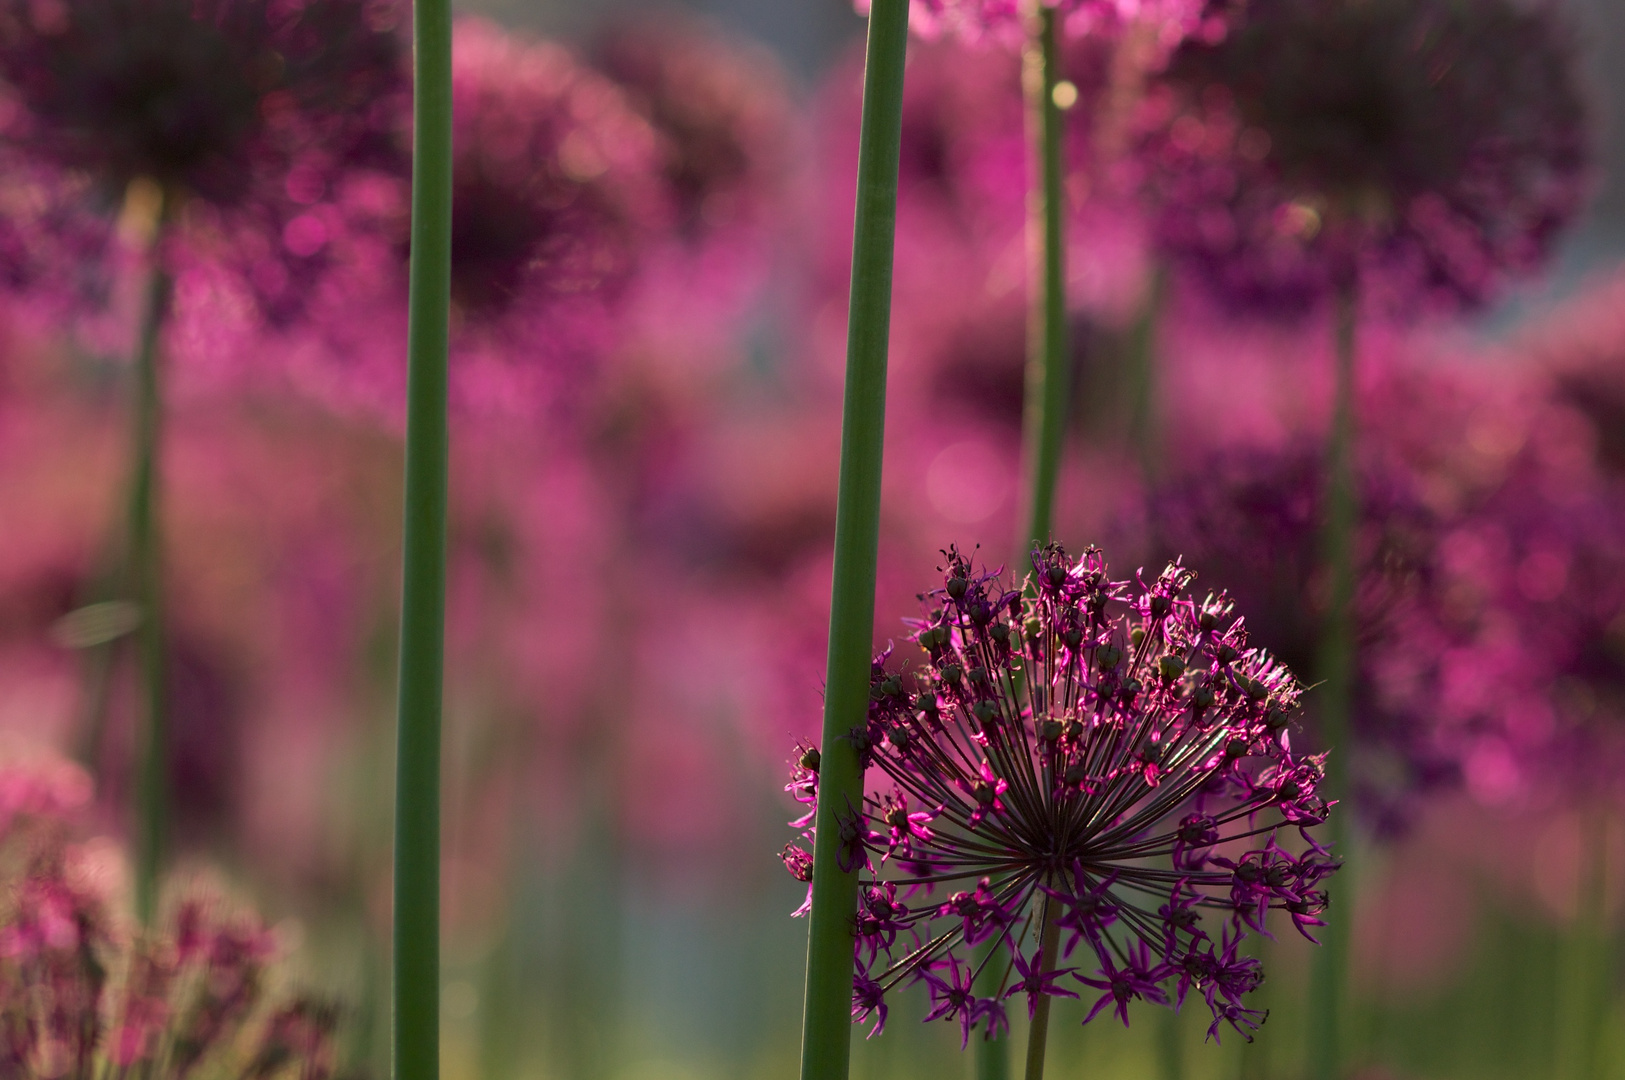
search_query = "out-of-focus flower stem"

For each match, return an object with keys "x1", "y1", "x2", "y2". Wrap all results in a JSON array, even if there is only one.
[
  {"x1": 1022, "y1": 894, "x2": 1061, "y2": 1080},
  {"x1": 393, "y1": 0, "x2": 453, "y2": 1074},
  {"x1": 974, "y1": 934, "x2": 1011, "y2": 1080},
  {"x1": 1307, "y1": 281, "x2": 1358, "y2": 1080},
  {"x1": 1126, "y1": 265, "x2": 1166, "y2": 481},
  {"x1": 129, "y1": 183, "x2": 173, "y2": 926},
  {"x1": 1157, "y1": 1003, "x2": 1183, "y2": 1080},
  {"x1": 1019, "y1": 3, "x2": 1069, "y2": 553},
  {"x1": 798, "y1": 2, "x2": 907, "y2": 1078},
  {"x1": 1555, "y1": 813, "x2": 1609, "y2": 1080},
  {"x1": 997, "y1": 19, "x2": 1068, "y2": 1075}
]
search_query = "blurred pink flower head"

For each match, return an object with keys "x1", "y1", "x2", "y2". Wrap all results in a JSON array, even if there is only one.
[
  {"x1": 288, "y1": 18, "x2": 671, "y2": 415},
  {"x1": 0, "y1": 0, "x2": 406, "y2": 323},
  {"x1": 1135, "y1": 0, "x2": 1592, "y2": 319}
]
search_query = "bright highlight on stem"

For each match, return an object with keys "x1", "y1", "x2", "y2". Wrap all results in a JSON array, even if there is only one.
[
  {"x1": 393, "y1": 0, "x2": 453, "y2": 1077},
  {"x1": 798, "y1": 2, "x2": 909, "y2": 1078}
]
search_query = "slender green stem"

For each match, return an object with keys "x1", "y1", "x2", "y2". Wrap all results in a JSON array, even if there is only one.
[
  {"x1": 1237, "y1": 931, "x2": 1269, "y2": 1080},
  {"x1": 130, "y1": 191, "x2": 173, "y2": 926},
  {"x1": 797, "y1": 3, "x2": 908, "y2": 1079},
  {"x1": 1555, "y1": 812, "x2": 1608, "y2": 1080},
  {"x1": 1307, "y1": 283, "x2": 1358, "y2": 1080},
  {"x1": 393, "y1": 0, "x2": 453, "y2": 1076},
  {"x1": 1125, "y1": 265, "x2": 1165, "y2": 482},
  {"x1": 974, "y1": 935, "x2": 1011, "y2": 1080},
  {"x1": 999, "y1": 17, "x2": 1067, "y2": 1075},
  {"x1": 1018, "y1": 4, "x2": 1069, "y2": 553},
  {"x1": 1022, "y1": 895, "x2": 1061, "y2": 1080},
  {"x1": 1157, "y1": 1002, "x2": 1183, "y2": 1080}
]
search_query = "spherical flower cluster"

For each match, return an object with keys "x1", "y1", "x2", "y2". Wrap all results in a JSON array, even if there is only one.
[
  {"x1": 1135, "y1": 0, "x2": 1591, "y2": 317},
  {"x1": 0, "y1": 0, "x2": 405, "y2": 323},
  {"x1": 291, "y1": 18, "x2": 669, "y2": 414},
  {"x1": 593, "y1": 15, "x2": 791, "y2": 247},
  {"x1": 783, "y1": 543, "x2": 1337, "y2": 1044},
  {"x1": 1144, "y1": 440, "x2": 1450, "y2": 834}
]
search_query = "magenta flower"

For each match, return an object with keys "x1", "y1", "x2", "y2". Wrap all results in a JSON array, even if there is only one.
[
  {"x1": 0, "y1": 753, "x2": 342, "y2": 1077},
  {"x1": 0, "y1": 0, "x2": 404, "y2": 323},
  {"x1": 1135, "y1": 0, "x2": 1591, "y2": 318},
  {"x1": 592, "y1": 14, "x2": 791, "y2": 248},
  {"x1": 293, "y1": 18, "x2": 670, "y2": 415},
  {"x1": 782, "y1": 543, "x2": 1337, "y2": 1042}
]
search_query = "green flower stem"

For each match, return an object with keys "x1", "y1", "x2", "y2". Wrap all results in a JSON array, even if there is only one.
[
  {"x1": 1022, "y1": 894, "x2": 1062, "y2": 1080},
  {"x1": 1307, "y1": 283, "x2": 1358, "y2": 1080},
  {"x1": 974, "y1": 935, "x2": 1011, "y2": 1080},
  {"x1": 1157, "y1": 1001, "x2": 1183, "y2": 1080},
  {"x1": 1237, "y1": 929, "x2": 1270, "y2": 1080},
  {"x1": 1125, "y1": 265, "x2": 1166, "y2": 481},
  {"x1": 1019, "y1": 3, "x2": 1069, "y2": 553},
  {"x1": 130, "y1": 188, "x2": 174, "y2": 926},
  {"x1": 1001, "y1": 17, "x2": 1067, "y2": 1074},
  {"x1": 1555, "y1": 812, "x2": 1608, "y2": 1080},
  {"x1": 393, "y1": 0, "x2": 453, "y2": 1075},
  {"x1": 798, "y1": 2, "x2": 908, "y2": 1078}
]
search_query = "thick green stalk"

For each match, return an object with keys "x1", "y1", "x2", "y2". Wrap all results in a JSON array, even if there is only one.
[
  {"x1": 797, "y1": 3, "x2": 908, "y2": 1078},
  {"x1": 393, "y1": 0, "x2": 453, "y2": 1077},
  {"x1": 1307, "y1": 284, "x2": 1358, "y2": 1080},
  {"x1": 130, "y1": 193, "x2": 174, "y2": 926},
  {"x1": 1019, "y1": 4, "x2": 1069, "y2": 553},
  {"x1": 1022, "y1": 896, "x2": 1061, "y2": 1080}
]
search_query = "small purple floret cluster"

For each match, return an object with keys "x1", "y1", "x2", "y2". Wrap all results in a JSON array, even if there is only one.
[{"x1": 783, "y1": 543, "x2": 1337, "y2": 1045}]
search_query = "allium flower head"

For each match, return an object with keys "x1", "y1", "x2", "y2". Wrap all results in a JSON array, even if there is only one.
[
  {"x1": 1136, "y1": 0, "x2": 1591, "y2": 317},
  {"x1": 296, "y1": 18, "x2": 669, "y2": 414},
  {"x1": 0, "y1": 0, "x2": 405, "y2": 321},
  {"x1": 593, "y1": 15, "x2": 791, "y2": 245},
  {"x1": 1145, "y1": 441, "x2": 1448, "y2": 834},
  {"x1": 783, "y1": 543, "x2": 1337, "y2": 1044}
]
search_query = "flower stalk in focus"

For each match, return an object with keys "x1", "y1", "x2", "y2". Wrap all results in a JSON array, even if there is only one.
[
  {"x1": 392, "y1": 0, "x2": 453, "y2": 1078},
  {"x1": 798, "y1": 2, "x2": 910, "y2": 1078}
]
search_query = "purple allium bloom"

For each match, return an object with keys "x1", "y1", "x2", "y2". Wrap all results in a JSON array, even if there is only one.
[
  {"x1": 295, "y1": 18, "x2": 669, "y2": 414},
  {"x1": 783, "y1": 543, "x2": 1337, "y2": 1042},
  {"x1": 1145, "y1": 440, "x2": 1450, "y2": 834},
  {"x1": 593, "y1": 15, "x2": 791, "y2": 247},
  {"x1": 0, "y1": 0, "x2": 404, "y2": 322},
  {"x1": 1135, "y1": 0, "x2": 1591, "y2": 318}
]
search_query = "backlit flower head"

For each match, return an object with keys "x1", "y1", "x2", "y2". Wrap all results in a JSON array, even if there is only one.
[
  {"x1": 0, "y1": 0, "x2": 405, "y2": 322},
  {"x1": 1145, "y1": 440, "x2": 1449, "y2": 834},
  {"x1": 293, "y1": 18, "x2": 669, "y2": 414},
  {"x1": 593, "y1": 14, "x2": 791, "y2": 247},
  {"x1": 1136, "y1": 0, "x2": 1591, "y2": 317},
  {"x1": 783, "y1": 543, "x2": 1337, "y2": 1043}
]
